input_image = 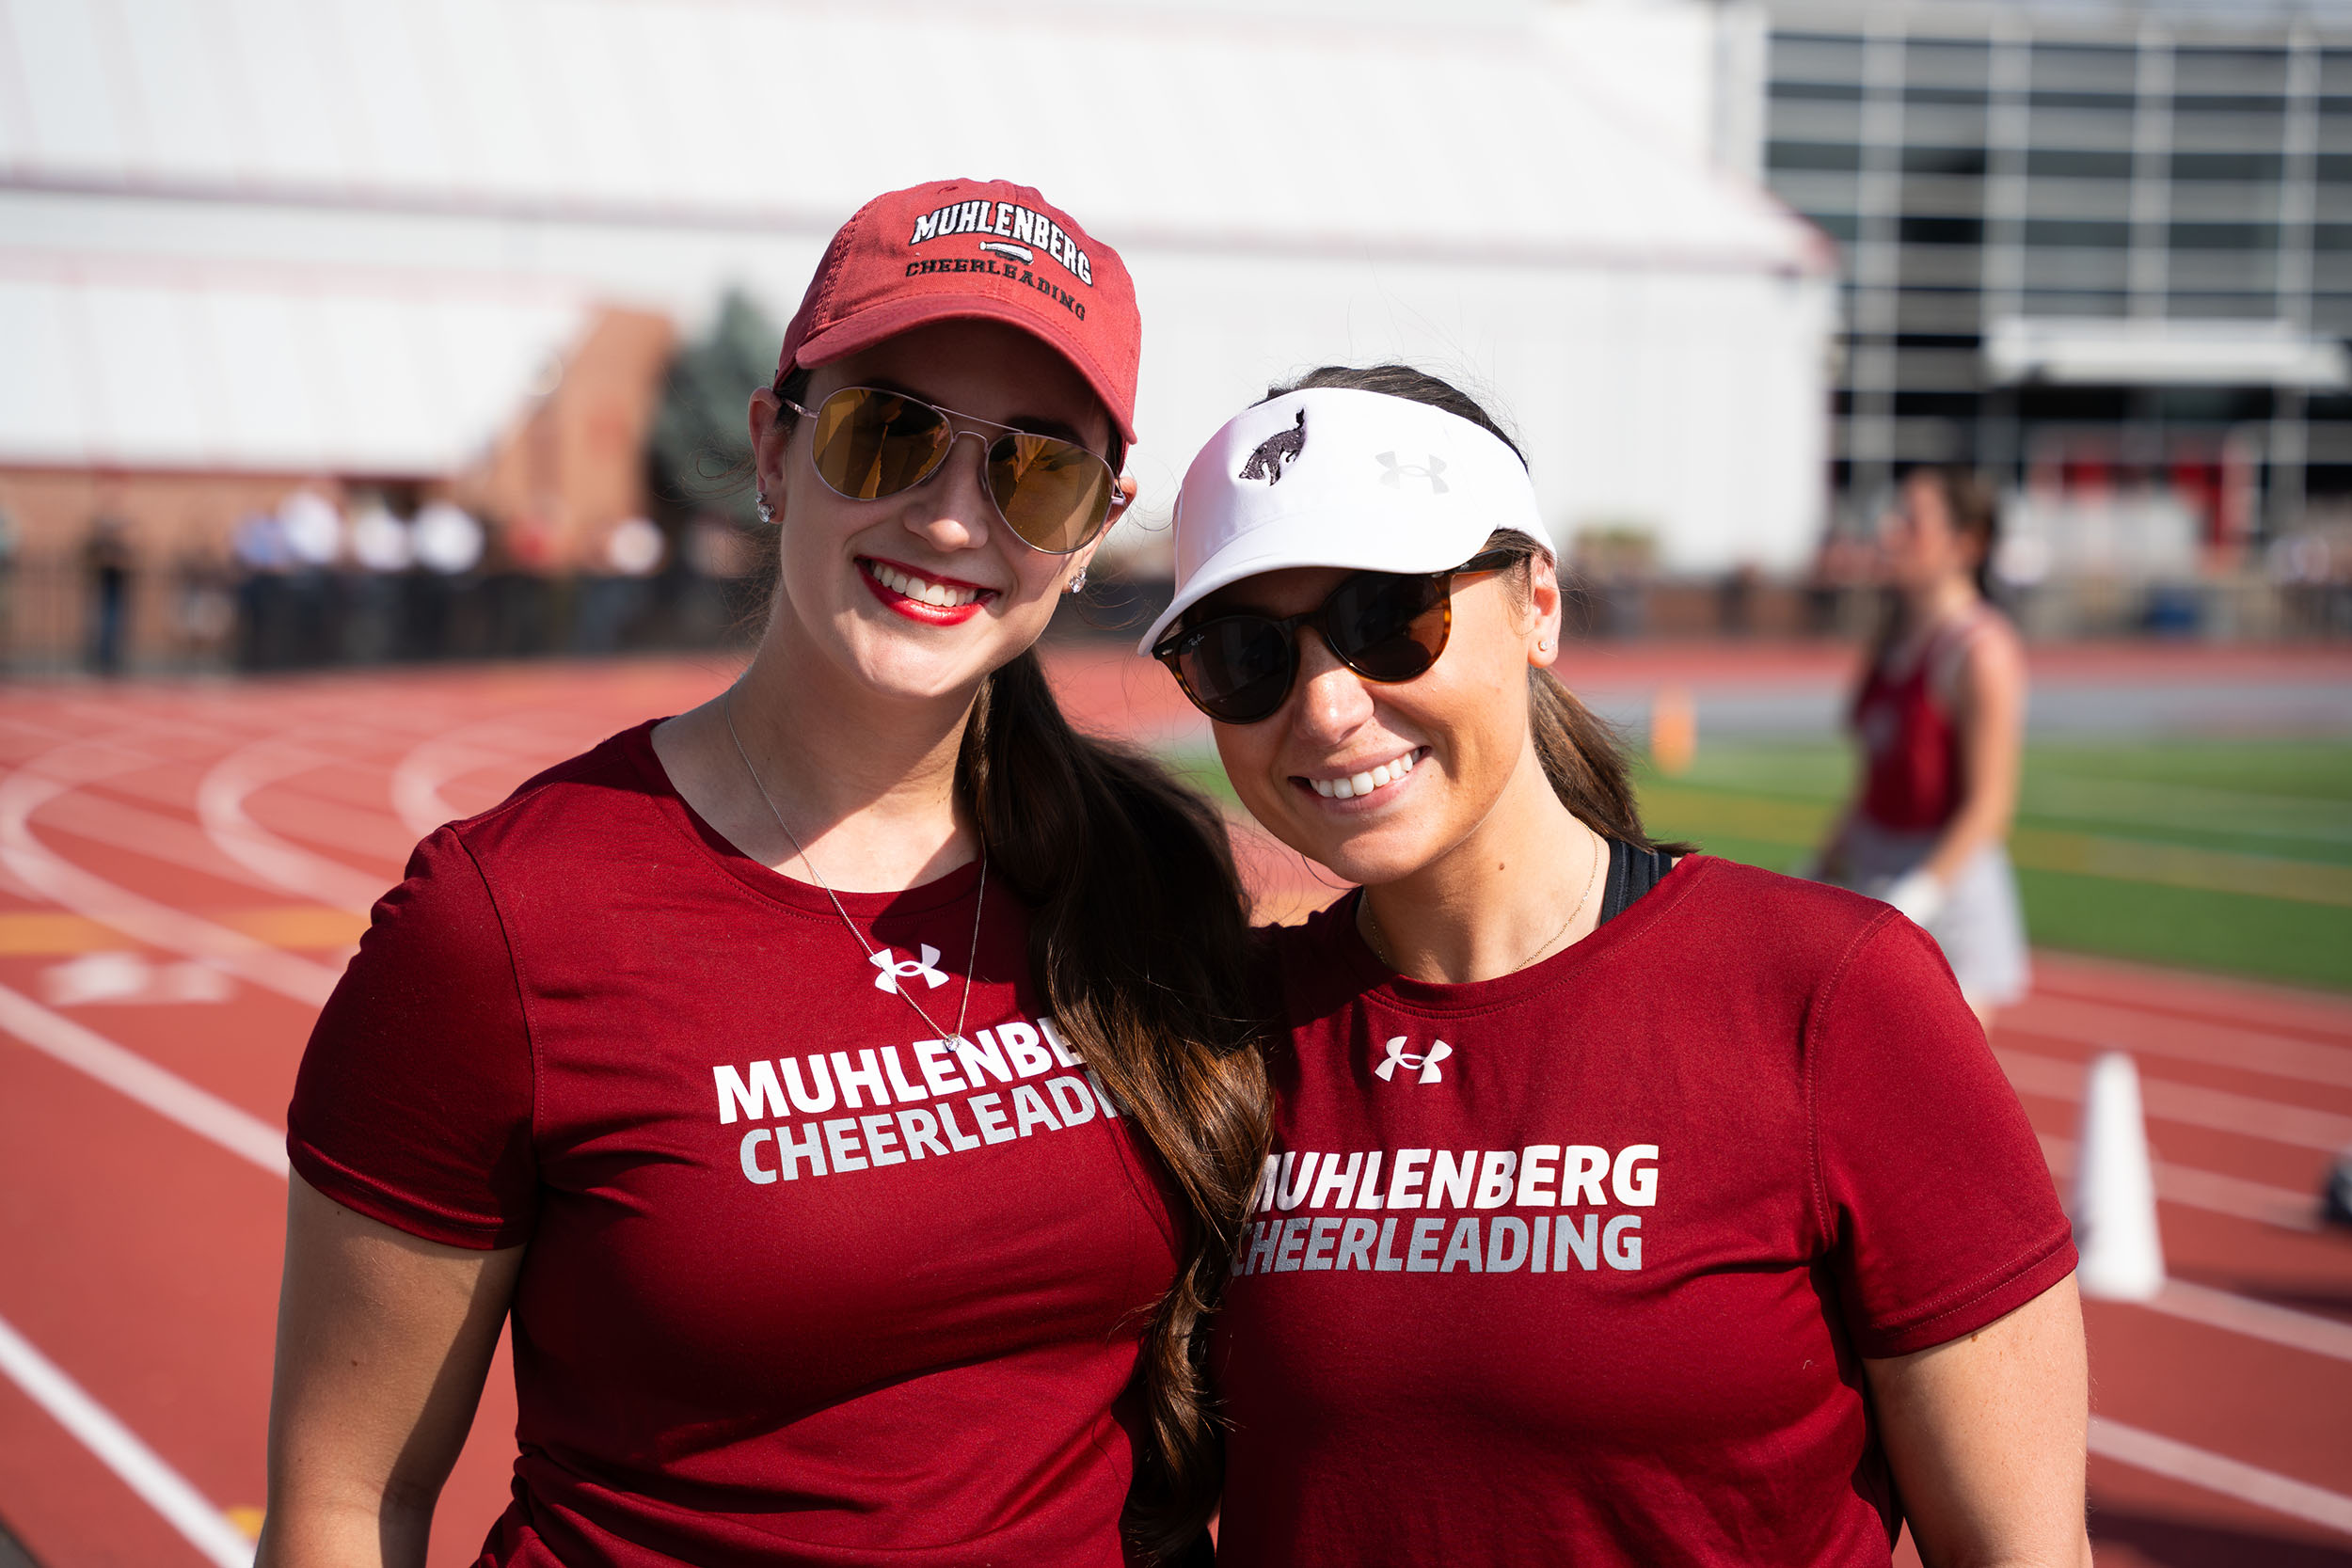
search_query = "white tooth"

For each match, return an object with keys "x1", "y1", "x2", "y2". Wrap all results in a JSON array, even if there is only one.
[
  {"x1": 1370, "y1": 764, "x2": 1392, "y2": 787},
  {"x1": 1312, "y1": 778, "x2": 1336, "y2": 798},
  {"x1": 1349, "y1": 771, "x2": 1375, "y2": 796},
  {"x1": 1397, "y1": 750, "x2": 1417, "y2": 772},
  {"x1": 1332, "y1": 779, "x2": 1355, "y2": 800},
  {"x1": 923, "y1": 583, "x2": 951, "y2": 607}
]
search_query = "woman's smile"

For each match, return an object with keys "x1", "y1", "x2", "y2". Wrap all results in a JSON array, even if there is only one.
[
  {"x1": 1295, "y1": 744, "x2": 1428, "y2": 807},
  {"x1": 856, "y1": 554, "x2": 999, "y2": 626}
]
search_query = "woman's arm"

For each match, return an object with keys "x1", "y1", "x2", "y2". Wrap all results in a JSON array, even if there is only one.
[
  {"x1": 1920, "y1": 622, "x2": 2025, "y2": 888},
  {"x1": 1863, "y1": 1275, "x2": 2090, "y2": 1568},
  {"x1": 257, "y1": 1175, "x2": 523, "y2": 1568}
]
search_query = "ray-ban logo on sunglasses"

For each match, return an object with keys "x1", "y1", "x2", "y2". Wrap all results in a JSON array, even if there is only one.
[{"x1": 1377, "y1": 452, "x2": 1449, "y2": 493}]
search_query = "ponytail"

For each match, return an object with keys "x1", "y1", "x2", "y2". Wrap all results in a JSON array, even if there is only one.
[
  {"x1": 958, "y1": 650, "x2": 1269, "y2": 1562},
  {"x1": 1492, "y1": 531, "x2": 1686, "y2": 853}
]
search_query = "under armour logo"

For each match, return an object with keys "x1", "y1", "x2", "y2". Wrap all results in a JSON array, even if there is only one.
[
  {"x1": 871, "y1": 944, "x2": 948, "y2": 994},
  {"x1": 1374, "y1": 1035, "x2": 1454, "y2": 1085},
  {"x1": 1241, "y1": 409, "x2": 1307, "y2": 483},
  {"x1": 1376, "y1": 452, "x2": 1448, "y2": 493}
]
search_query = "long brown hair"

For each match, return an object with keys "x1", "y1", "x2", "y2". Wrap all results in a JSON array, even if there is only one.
[
  {"x1": 1263, "y1": 365, "x2": 1678, "y2": 850},
  {"x1": 770, "y1": 367, "x2": 1267, "y2": 1560},
  {"x1": 1869, "y1": 465, "x2": 2003, "y2": 664}
]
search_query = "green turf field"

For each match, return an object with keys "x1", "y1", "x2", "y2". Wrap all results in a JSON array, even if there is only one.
[{"x1": 1634, "y1": 739, "x2": 2352, "y2": 992}]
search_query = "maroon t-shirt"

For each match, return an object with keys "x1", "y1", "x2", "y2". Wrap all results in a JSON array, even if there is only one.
[
  {"x1": 1214, "y1": 855, "x2": 2074, "y2": 1566},
  {"x1": 288, "y1": 721, "x2": 1184, "y2": 1568}
]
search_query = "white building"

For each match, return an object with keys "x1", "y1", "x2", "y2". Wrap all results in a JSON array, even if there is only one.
[{"x1": 0, "y1": 0, "x2": 1834, "y2": 575}]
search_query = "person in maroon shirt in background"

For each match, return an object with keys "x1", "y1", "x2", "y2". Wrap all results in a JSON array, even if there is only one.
[
  {"x1": 258, "y1": 181, "x2": 1263, "y2": 1568},
  {"x1": 1819, "y1": 467, "x2": 2032, "y2": 1032},
  {"x1": 1144, "y1": 366, "x2": 2088, "y2": 1566}
]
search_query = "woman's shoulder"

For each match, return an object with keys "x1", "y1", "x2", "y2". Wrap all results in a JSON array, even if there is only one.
[
  {"x1": 434, "y1": 719, "x2": 673, "y2": 867},
  {"x1": 1250, "y1": 898, "x2": 1354, "y2": 962},
  {"x1": 1646, "y1": 855, "x2": 1916, "y2": 989},
  {"x1": 1934, "y1": 602, "x2": 2024, "y2": 697}
]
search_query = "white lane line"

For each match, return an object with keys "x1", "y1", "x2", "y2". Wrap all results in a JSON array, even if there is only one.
[
  {"x1": 388, "y1": 713, "x2": 589, "y2": 838},
  {"x1": 2011, "y1": 997, "x2": 2352, "y2": 1092},
  {"x1": 0, "y1": 981, "x2": 287, "y2": 1176},
  {"x1": 0, "y1": 1309, "x2": 258, "y2": 1568},
  {"x1": 0, "y1": 757, "x2": 342, "y2": 1008},
  {"x1": 2040, "y1": 1132, "x2": 2318, "y2": 1231},
  {"x1": 197, "y1": 738, "x2": 390, "y2": 915},
  {"x1": 2091, "y1": 1417, "x2": 2352, "y2": 1537},
  {"x1": 2150, "y1": 1280, "x2": 2352, "y2": 1368},
  {"x1": 1999, "y1": 1046, "x2": 2352, "y2": 1153},
  {"x1": 31, "y1": 789, "x2": 303, "y2": 900}
]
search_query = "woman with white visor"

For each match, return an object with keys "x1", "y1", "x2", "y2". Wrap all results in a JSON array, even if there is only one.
[{"x1": 1142, "y1": 366, "x2": 2090, "y2": 1566}]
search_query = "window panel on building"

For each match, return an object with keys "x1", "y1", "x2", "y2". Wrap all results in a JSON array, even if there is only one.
[{"x1": 1767, "y1": 139, "x2": 1864, "y2": 171}]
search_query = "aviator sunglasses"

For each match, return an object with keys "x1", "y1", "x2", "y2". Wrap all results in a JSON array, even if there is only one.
[
  {"x1": 781, "y1": 385, "x2": 1121, "y2": 555},
  {"x1": 1153, "y1": 548, "x2": 1521, "y2": 724}
]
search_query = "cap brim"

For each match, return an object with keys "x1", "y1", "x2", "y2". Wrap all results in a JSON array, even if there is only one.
[
  {"x1": 1135, "y1": 526, "x2": 1494, "y2": 657},
  {"x1": 794, "y1": 293, "x2": 1138, "y2": 447}
]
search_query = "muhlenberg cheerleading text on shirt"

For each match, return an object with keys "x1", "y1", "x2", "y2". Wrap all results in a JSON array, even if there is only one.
[
  {"x1": 1237, "y1": 1116, "x2": 1659, "y2": 1278},
  {"x1": 715, "y1": 1006, "x2": 1122, "y2": 1185}
]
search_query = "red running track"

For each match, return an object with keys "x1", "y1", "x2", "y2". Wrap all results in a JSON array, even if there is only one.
[{"x1": 0, "y1": 656, "x2": 2345, "y2": 1568}]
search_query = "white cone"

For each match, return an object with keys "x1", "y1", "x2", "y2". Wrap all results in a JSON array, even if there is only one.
[{"x1": 2072, "y1": 1052, "x2": 2166, "y2": 1302}]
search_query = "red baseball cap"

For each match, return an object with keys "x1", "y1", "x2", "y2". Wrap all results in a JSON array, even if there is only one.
[{"x1": 776, "y1": 178, "x2": 1140, "y2": 446}]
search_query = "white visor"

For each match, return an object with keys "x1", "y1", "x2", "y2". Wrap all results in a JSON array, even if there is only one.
[{"x1": 1137, "y1": 387, "x2": 1549, "y2": 656}]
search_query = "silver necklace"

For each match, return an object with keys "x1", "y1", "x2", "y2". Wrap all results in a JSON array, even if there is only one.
[
  {"x1": 1361, "y1": 828, "x2": 1605, "y2": 975},
  {"x1": 723, "y1": 689, "x2": 988, "y2": 1049}
]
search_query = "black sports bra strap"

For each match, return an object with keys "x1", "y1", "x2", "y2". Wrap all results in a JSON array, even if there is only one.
[{"x1": 1596, "y1": 838, "x2": 1675, "y2": 927}]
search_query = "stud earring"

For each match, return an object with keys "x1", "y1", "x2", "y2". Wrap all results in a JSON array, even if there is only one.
[
  {"x1": 1065, "y1": 566, "x2": 1089, "y2": 596},
  {"x1": 755, "y1": 495, "x2": 774, "y2": 526}
]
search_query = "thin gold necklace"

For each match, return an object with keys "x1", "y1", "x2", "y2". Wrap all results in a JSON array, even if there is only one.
[
  {"x1": 723, "y1": 689, "x2": 987, "y2": 1048},
  {"x1": 1361, "y1": 828, "x2": 1605, "y2": 976}
]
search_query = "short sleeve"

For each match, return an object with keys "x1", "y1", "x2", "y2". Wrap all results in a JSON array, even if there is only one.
[
  {"x1": 1809, "y1": 915, "x2": 2075, "y2": 1358},
  {"x1": 287, "y1": 827, "x2": 536, "y2": 1249}
]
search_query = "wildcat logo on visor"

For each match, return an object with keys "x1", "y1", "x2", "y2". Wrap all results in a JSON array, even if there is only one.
[
  {"x1": 1374, "y1": 1035, "x2": 1454, "y2": 1085},
  {"x1": 870, "y1": 944, "x2": 949, "y2": 994},
  {"x1": 1241, "y1": 410, "x2": 1308, "y2": 484}
]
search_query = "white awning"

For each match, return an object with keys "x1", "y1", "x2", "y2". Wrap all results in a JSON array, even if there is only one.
[
  {"x1": 0, "y1": 0, "x2": 1828, "y2": 279},
  {"x1": 1985, "y1": 317, "x2": 2351, "y2": 389},
  {"x1": 0, "y1": 259, "x2": 588, "y2": 473}
]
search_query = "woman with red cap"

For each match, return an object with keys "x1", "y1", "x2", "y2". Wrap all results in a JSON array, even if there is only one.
[
  {"x1": 1146, "y1": 365, "x2": 2088, "y2": 1566},
  {"x1": 260, "y1": 181, "x2": 1260, "y2": 1568}
]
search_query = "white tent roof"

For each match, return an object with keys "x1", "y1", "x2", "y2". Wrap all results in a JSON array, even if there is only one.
[
  {"x1": 0, "y1": 0, "x2": 1827, "y2": 278},
  {"x1": 0, "y1": 256, "x2": 587, "y2": 472}
]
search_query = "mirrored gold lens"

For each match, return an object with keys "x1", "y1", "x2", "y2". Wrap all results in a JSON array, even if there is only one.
[
  {"x1": 809, "y1": 389, "x2": 950, "y2": 500},
  {"x1": 989, "y1": 433, "x2": 1114, "y2": 554}
]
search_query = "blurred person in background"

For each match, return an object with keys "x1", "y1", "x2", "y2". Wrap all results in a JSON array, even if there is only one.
[
  {"x1": 407, "y1": 498, "x2": 485, "y2": 658},
  {"x1": 259, "y1": 179, "x2": 1263, "y2": 1568},
  {"x1": 572, "y1": 514, "x2": 664, "y2": 654},
  {"x1": 82, "y1": 511, "x2": 135, "y2": 676},
  {"x1": 1147, "y1": 368, "x2": 2086, "y2": 1567},
  {"x1": 231, "y1": 503, "x2": 290, "y2": 669},
  {"x1": 1817, "y1": 467, "x2": 2030, "y2": 1031},
  {"x1": 345, "y1": 495, "x2": 413, "y2": 663},
  {"x1": 0, "y1": 501, "x2": 18, "y2": 664},
  {"x1": 279, "y1": 488, "x2": 345, "y2": 666}
]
